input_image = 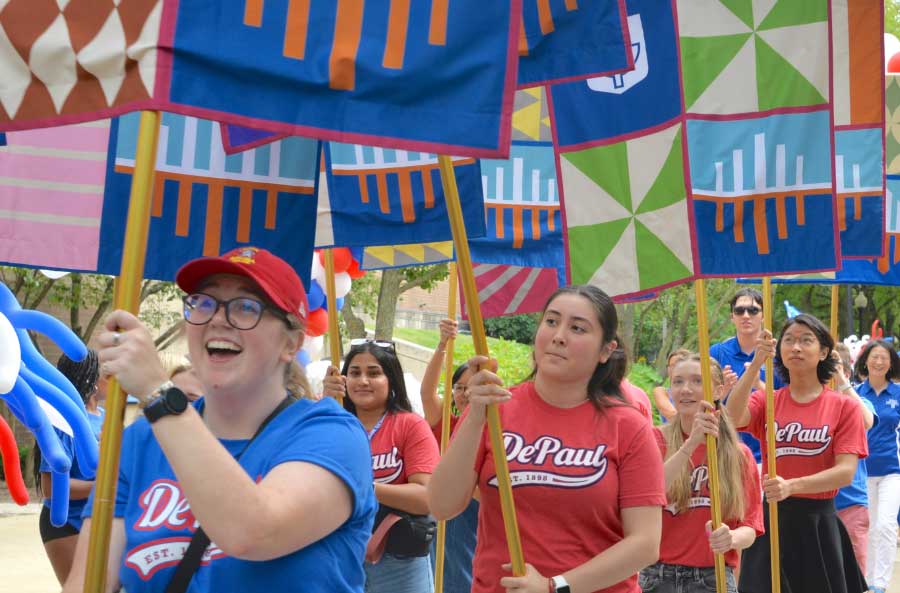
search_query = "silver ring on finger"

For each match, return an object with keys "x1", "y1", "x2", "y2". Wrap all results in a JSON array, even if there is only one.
[{"x1": 112, "y1": 331, "x2": 121, "y2": 346}]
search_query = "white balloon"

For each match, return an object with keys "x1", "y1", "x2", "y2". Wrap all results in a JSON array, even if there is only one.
[
  {"x1": 39, "y1": 269, "x2": 70, "y2": 280},
  {"x1": 311, "y1": 254, "x2": 326, "y2": 288},
  {"x1": 334, "y1": 272, "x2": 352, "y2": 298},
  {"x1": 302, "y1": 334, "x2": 325, "y2": 359},
  {"x1": 886, "y1": 34, "x2": 900, "y2": 67},
  {"x1": 0, "y1": 311, "x2": 20, "y2": 394}
]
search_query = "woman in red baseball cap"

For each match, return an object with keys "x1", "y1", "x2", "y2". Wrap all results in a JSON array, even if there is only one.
[{"x1": 63, "y1": 247, "x2": 377, "y2": 593}]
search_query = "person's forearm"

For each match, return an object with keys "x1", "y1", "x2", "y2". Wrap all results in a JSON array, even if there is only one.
[
  {"x1": 662, "y1": 444, "x2": 695, "y2": 488},
  {"x1": 730, "y1": 525, "x2": 757, "y2": 551},
  {"x1": 374, "y1": 482, "x2": 430, "y2": 515},
  {"x1": 787, "y1": 464, "x2": 855, "y2": 496},
  {"x1": 69, "y1": 478, "x2": 94, "y2": 500},
  {"x1": 149, "y1": 406, "x2": 284, "y2": 556},
  {"x1": 420, "y1": 345, "x2": 448, "y2": 427},
  {"x1": 843, "y1": 388, "x2": 874, "y2": 429},
  {"x1": 651, "y1": 387, "x2": 677, "y2": 420},
  {"x1": 428, "y1": 409, "x2": 484, "y2": 520},
  {"x1": 725, "y1": 364, "x2": 760, "y2": 426},
  {"x1": 563, "y1": 528, "x2": 660, "y2": 593},
  {"x1": 62, "y1": 518, "x2": 124, "y2": 593}
]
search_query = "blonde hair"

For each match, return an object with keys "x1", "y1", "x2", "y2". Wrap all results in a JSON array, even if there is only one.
[
  {"x1": 659, "y1": 354, "x2": 746, "y2": 520},
  {"x1": 284, "y1": 314, "x2": 315, "y2": 400}
]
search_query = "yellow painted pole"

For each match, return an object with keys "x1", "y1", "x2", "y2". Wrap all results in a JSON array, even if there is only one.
[
  {"x1": 693, "y1": 280, "x2": 726, "y2": 593},
  {"x1": 84, "y1": 111, "x2": 161, "y2": 593},
  {"x1": 434, "y1": 262, "x2": 458, "y2": 593},
  {"x1": 323, "y1": 249, "x2": 343, "y2": 404},
  {"x1": 437, "y1": 155, "x2": 525, "y2": 575},
  {"x1": 829, "y1": 285, "x2": 839, "y2": 341},
  {"x1": 762, "y1": 277, "x2": 781, "y2": 593}
]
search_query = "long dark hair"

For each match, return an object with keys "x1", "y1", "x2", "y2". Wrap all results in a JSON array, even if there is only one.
[
  {"x1": 773, "y1": 314, "x2": 837, "y2": 384},
  {"x1": 530, "y1": 285, "x2": 627, "y2": 410},
  {"x1": 854, "y1": 339, "x2": 900, "y2": 382},
  {"x1": 341, "y1": 342, "x2": 413, "y2": 416},
  {"x1": 34, "y1": 350, "x2": 101, "y2": 496}
]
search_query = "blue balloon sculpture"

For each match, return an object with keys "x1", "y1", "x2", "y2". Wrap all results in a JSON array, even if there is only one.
[{"x1": 0, "y1": 281, "x2": 98, "y2": 526}]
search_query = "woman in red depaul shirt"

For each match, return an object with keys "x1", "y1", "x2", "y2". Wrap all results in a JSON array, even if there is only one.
[
  {"x1": 428, "y1": 285, "x2": 666, "y2": 593},
  {"x1": 725, "y1": 314, "x2": 868, "y2": 593}
]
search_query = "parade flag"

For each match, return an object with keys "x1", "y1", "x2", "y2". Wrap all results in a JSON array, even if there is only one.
[
  {"x1": 0, "y1": 121, "x2": 110, "y2": 271},
  {"x1": 0, "y1": 0, "x2": 522, "y2": 157},
  {"x1": 832, "y1": 1, "x2": 885, "y2": 258},
  {"x1": 361, "y1": 241, "x2": 455, "y2": 271},
  {"x1": 517, "y1": 0, "x2": 632, "y2": 87},
  {"x1": 0, "y1": 133, "x2": 6, "y2": 146},
  {"x1": 220, "y1": 124, "x2": 284, "y2": 155},
  {"x1": 98, "y1": 113, "x2": 319, "y2": 284},
  {"x1": 551, "y1": 0, "x2": 694, "y2": 298},
  {"x1": 316, "y1": 142, "x2": 486, "y2": 249},
  {"x1": 464, "y1": 263, "x2": 561, "y2": 319}
]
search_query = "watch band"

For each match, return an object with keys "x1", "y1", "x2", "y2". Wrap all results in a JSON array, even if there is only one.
[{"x1": 551, "y1": 575, "x2": 571, "y2": 593}]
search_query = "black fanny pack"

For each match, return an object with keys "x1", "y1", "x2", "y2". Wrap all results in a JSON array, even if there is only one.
[{"x1": 372, "y1": 504, "x2": 437, "y2": 559}]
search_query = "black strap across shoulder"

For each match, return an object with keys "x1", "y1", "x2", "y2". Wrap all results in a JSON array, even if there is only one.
[{"x1": 165, "y1": 395, "x2": 296, "y2": 593}]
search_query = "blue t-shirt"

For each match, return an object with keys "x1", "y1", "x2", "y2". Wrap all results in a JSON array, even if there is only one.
[
  {"x1": 85, "y1": 397, "x2": 376, "y2": 593},
  {"x1": 88, "y1": 407, "x2": 105, "y2": 440},
  {"x1": 858, "y1": 380, "x2": 900, "y2": 477},
  {"x1": 40, "y1": 428, "x2": 92, "y2": 530},
  {"x1": 835, "y1": 396, "x2": 877, "y2": 510},
  {"x1": 711, "y1": 336, "x2": 785, "y2": 463}
]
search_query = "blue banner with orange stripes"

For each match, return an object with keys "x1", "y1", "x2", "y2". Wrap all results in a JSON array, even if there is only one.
[
  {"x1": 167, "y1": 1, "x2": 521, "y2": 157},
  {"x1": 98, "y1": 113, "x2": 319, "y2": 285},
  {"x1": 321, "y1": 142, "x2": 486, "y2": 248},
  {"x1": 517, "y1": 0, "x2": 632, "y2": 87}
]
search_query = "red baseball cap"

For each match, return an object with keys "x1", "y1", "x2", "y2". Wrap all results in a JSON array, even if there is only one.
[{"x1": 175, "y1": 247, "x2": 308, "y2": 321}]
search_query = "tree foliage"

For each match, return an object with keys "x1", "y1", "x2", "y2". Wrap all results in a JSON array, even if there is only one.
[{"x1": 888, "y1": 0, "x2": 900, "y2": 40}]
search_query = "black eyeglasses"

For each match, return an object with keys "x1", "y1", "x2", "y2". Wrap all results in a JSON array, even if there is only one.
[
  {"x1": 733, "y1": 306, "x2": 762, "y2": 316},
  {"x1": 182, "y1": 293, "x2": 286, "y2": 330},
  {"x1": 349, "y1": 338, "x2": 396, "y2": 353}
]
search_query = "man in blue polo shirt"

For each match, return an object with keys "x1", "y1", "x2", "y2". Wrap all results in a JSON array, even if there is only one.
[{"x1": 710, "y1": 287, "x2": 784, "y2": 464}]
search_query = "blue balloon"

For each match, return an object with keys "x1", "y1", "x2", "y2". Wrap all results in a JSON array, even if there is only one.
[
  {"x1": 335, "y1": 297, "x2": 345, "y2": 311},
  {"x1": 307, "y1": 281, "x2": 325, "y2": 311},
  {"x1": 49, "y1": 470, "x2": 71, "y2": 527},
  {"x1": 296, "y1": 350, "x2": 311, "y2": 367},
  {"x1": 3, "y1": 381, "x2": 70, "y2": 473}
]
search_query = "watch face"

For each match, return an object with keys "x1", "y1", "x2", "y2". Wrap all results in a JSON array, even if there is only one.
[{"x1": 164, "y1": 387, "x2": 189, "y2": 413}]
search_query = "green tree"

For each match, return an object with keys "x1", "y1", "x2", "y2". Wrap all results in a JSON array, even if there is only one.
[
  {"x1": 888, "y1": 0, "x2": 900, "y2": 40},
  {"x1": 340, "y1": 264, "x2": 449, "y2": 341}
]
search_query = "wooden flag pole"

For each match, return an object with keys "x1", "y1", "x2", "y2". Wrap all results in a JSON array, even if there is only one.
[
  {"x1": 437, "y1": 155, "x2": 525, "y2": 575},
  {"x1": 434, "y1": 262, "x2": 458, "y2": 593},
  {"x1": 323, "y1": 249, "x2": 343, "y2": 404},
  {"x1": 762, "y1": 277, "x2": 781, "y2": 593},
  {"x1": 84, "y1": 111, "x2": 161, "y2": 593},
  {"x1": 830, "y1": 285, "x2": 839, "y2": 341},
  {"x1": 693, "y1": 280, "x2": 727, "y2": 593}
]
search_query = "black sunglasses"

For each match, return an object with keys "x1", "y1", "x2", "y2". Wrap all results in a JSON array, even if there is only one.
[
  {"x1": 182, "y1": 293, "x2": 287, "y2": 330},
  {"x1": 733, "y1": 306, "x2": 762, "y2": 316}
]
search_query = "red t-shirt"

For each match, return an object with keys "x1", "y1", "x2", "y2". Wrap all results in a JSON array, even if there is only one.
[
  {"x1": 471, "y1": 382, "x2": 666, "y2": 593},
  {"x1": 653, "y1": 429, "x2": 764, "y2": 568},
  {"x1": 621, "y1": 379, "x2": 653, "y2": 423},
  {"x1": 369, "y1": 411, "x2": 440, "y2": 484},
  {"x1": 740, "y1": 387, "x2": 868, "y2": 499},
  {"x1": 430, "y1": 414, "x2": 461, "y2": 445}
]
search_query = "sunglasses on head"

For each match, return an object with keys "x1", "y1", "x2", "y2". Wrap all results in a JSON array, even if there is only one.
[
  {"x1": 349, "y1": 338, "x2": 396, "y2": 353},
  {"x1": 733, "y1": 306, "x2": 762, "y2": 316}
]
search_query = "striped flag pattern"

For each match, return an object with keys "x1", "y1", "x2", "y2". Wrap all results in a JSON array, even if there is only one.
[{"x1": 0, "y1": 121, "x2": 110, "y2": 271}]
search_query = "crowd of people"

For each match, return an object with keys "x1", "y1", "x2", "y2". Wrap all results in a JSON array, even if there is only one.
[{"x1": 29, "y1": 247, "x2": 892, "y2": 593}]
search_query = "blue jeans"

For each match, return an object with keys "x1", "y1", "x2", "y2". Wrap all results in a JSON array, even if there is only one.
[
  {"x1": 366, "y1": 553, "x2": 434, "y2": 593},
  {"x1": 430, "y1": 498, "x2": 479, "y2": 593},
  {"x1": 639, "y1": 562, "x2": 737, "y2": 593}
]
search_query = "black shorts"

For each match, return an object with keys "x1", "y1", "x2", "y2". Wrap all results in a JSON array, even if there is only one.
[{"x1": 39, "y1": 504, "x2": 79, "y2": 543}]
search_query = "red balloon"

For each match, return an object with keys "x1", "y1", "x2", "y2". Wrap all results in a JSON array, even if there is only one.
[
  {"x1": 888, "y1": 52, "x2": 900, "y2": 73},
  {"x1": 317, "y1": 248, "x2": 354, "y2": 273},
  {"x1": 306, "y1": 308, "x2": 329, "y2": 337},
  {"x1": 346, "y1": 259, "x2": 366, "y2": 279},
  {"x1": 0, "y1": 415, "x2": 28, "y2": 505}
]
